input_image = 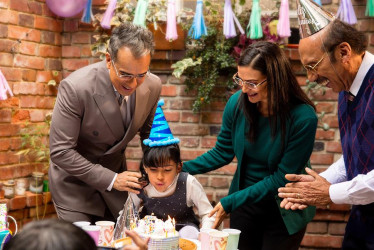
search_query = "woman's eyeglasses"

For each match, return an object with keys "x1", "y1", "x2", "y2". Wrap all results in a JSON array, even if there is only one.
[{"x1": 233, "y1": 72, "x2": 267, "y2": 89}]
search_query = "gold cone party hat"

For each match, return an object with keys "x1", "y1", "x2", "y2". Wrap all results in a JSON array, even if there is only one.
[{"x1": 297, "y1": 0, "x2": 335, "y2": 38}]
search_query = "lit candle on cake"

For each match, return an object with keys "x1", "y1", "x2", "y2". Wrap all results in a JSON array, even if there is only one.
[{"x1": 172, "y1": 218, "x2": 176, "y2": 235}]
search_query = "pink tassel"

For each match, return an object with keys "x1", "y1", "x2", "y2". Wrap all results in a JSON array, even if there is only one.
[
  {"x1": 0, "y1": 70, "x2": 13, "y2": 101},
  {"x1": 277, "y1": 0, "x2": 291, "y2": 38},
  {"x1": 166, "y1": 0, "x2": 178, "y2": 41},
  {"x1": 101, "y1": 0, "x2": 117, "y2": 29}
]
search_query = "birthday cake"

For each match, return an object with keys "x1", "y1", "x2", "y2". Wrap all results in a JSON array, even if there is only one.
[{"x1": 133, "y1": 215, "x2": 179, "y2": 250}]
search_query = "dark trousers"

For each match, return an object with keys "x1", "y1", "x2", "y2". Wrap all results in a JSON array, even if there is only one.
[
  {"x1": 342, "y1": 203, "x2": 374, "y2": 250},
  {"x1": 230, "y1": 199, "x2": 306, "y2": 250}
]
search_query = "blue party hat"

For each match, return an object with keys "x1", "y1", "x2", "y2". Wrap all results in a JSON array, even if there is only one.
[{"x1": 143, "y1": 99, "x2": 180, "y2": 147}]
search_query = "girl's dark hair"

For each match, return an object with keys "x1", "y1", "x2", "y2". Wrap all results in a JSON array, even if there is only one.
[
  {"x1": 238, "y1": 41, "x2": 315, "y2": 148},
  {"x1": 140, "y1": 144, "x2": 182, "y2": 183},
  {"x1": 142, "y1": 144, "x2": 182, "y2": 167}
]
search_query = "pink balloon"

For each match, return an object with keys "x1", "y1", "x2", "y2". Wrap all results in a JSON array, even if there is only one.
[{"x1": 46, "y1": 0, "x2": 88, "y2": 18}]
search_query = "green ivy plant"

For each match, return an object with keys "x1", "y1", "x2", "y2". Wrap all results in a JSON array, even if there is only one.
[
  {"x1": 16, "y1": 113, "x2": 52, "y2": 172},
  {"x1": 171, "y1": 1, "x2": 283, "y2": 112},
  {"x1": 171, "y1": 26, "x2": 239, "y2": 112}
]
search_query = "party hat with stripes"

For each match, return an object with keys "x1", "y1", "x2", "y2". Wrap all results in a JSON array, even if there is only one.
[{"x1": 143, "y1": 99, "x2": 180, "y2": 147}]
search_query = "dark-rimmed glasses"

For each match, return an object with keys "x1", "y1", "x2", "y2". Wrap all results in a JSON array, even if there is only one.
[
  {"x1": 302, "y1": 53, "x2": 326, "y2": 75},
  {"x1": 233, "y1": 72, "x2": 267, "y2": 89},
  {"x1": 111, "y1": 59, "x2": 150, "y2": 81}
]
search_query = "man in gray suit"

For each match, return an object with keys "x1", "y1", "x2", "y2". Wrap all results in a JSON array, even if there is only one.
[{"x1": 49, "y1": 23, "x2": 162, "y2": 222}]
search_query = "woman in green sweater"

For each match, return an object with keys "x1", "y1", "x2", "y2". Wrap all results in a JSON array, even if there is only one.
[{"x1": 183, "y1": 41, "x2": 317, "y2": 250}]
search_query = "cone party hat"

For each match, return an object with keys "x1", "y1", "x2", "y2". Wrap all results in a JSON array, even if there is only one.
[
  {"x1": 143, "y1": 99, "x2": 180, "y2": 147},
  {"x1": 296, "y1": 0, "x2": 335, "y2": 39}
]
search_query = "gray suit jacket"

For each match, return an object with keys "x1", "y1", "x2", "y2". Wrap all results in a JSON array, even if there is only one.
[{"x1": 49, "y1": 61, "x2": 161, "y2": 217}]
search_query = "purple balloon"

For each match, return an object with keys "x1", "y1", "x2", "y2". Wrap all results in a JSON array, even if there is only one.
[{"x1": 46, "y1": 0, "x2": 88, "y2": 18}]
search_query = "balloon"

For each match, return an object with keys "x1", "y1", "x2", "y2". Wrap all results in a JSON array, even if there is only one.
[{"x1": 46, "y1": 0, "x2": 88, "y2": 18}]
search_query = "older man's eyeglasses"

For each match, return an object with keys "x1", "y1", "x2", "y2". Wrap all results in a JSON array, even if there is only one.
[
  {"x1": 303, "y1": 53, "x2": 326, "y2": 75},
  {"x1": 233, "y1": 73, "x2": 267, "y2": 89},
  {"x1": 111, "y1": 60, "x2": 150, "y2": 81}
]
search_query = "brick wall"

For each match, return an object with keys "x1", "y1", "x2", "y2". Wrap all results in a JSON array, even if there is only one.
[{"x1": 0, "y1": 0, "x2": 373, "y2": 248}]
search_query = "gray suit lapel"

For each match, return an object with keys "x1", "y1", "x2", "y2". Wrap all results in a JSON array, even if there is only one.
[
  {"x1": 93, "y1": 61, "x2": 124, "y2": 140},
  {"x1": 104, "y1": 81, "x2": 151, "y2": 155}
]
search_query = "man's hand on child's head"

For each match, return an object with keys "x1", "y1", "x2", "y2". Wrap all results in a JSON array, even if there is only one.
[
  {"x1": 209, "y1": 202, "x2": 227, "y2": 229},
  {"x1": 113, "y1": 171, "x2": 143, "y2": 194}
]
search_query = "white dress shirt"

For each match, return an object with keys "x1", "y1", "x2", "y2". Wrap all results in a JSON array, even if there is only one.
[
  {"x1": 129, "y1": 173, "x2": 215, "y2": 229},
  {"x1": 320, "y1": 51, "x2": 374, "y2": 205}
]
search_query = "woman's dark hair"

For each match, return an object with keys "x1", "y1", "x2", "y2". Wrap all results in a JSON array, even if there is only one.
[
  {"x1": 237, "y1": 41, "x2": 315, "y2": 147},
  {"x1": 140, "y1": 144, "x2": 182, "y2": 183},
  {"x1": 322, "y1": 19, "x2": 368, "y2": 63},
  {"x1": 3, "y1": 219, "x2": 96, "y2": 250}
]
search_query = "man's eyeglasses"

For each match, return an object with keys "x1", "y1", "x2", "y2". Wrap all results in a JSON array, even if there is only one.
[
  {"x1": 111, "y1": 60, "x2": 150, "y2": 81},
  {"x1": 302, "y1": 53, "x2": 326, "y2": 75},
  {"x1": 233, "y1": 72, "x2": 267, "y2": 89}
]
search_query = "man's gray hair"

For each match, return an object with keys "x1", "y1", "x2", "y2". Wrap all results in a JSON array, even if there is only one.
[{"x1": 108, "y1": 22, "x2": 155, "y2": 61}]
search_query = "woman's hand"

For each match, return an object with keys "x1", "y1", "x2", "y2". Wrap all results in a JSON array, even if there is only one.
[
  {"x1": 123, "y1": 229, "x2": 149, "y2": 250},
  {"x1": 209, "y1": 202, "x2": 228, "y2": 229}
]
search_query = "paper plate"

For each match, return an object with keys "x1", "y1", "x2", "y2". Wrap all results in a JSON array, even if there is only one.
[{"x1": 179, "y1": 238, "x2": 197, "y2": 250}]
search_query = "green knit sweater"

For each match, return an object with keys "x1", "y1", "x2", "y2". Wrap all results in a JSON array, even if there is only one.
[{"x1": 183, "y1": 91, "x2": 317, "y2": 235}]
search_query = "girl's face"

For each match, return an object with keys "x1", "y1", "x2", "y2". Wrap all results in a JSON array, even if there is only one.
[{"x1": 144, "y1": 160, "x2": 182, "y2": 192}]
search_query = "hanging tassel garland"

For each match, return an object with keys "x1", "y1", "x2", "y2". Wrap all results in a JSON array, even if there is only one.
[
  {"x1": 133, "y1": 0, "x2": 149, "y2": 28},
  {"x1": 81, "y1": 0, "x2": 95, "y2": 23},
  {"x1": 247, "y1": 0, "x2": 263, "y2": 39},
  {"x1": 166, "y1": 0, "x2": 178, "y2": 41},
  {"x1": 0, "y1": 70, "x2": 13, "y2": 101},
  {"x1": 366, "y1": 0, "x2": 374, "y2": 16},
  {"x1": 101, "y1": 0, "x2": 117, "y2": 29},
  {"x1": 188, "y1": 0, "x2": 208, "y2": 40},
  {"x1": 337, "y1": 0, "x2": 357, "y2": 24},
  {"x1": 175, "y1": 0, "x2": 181, "y2": 23},
  {"x1": 314, "y1": 0, "x2": 322, "y2": 5},
  {"x1": 277, "y1": 0, "x2": 291, "y2": 37},
  {"x1": 223, "y1": 0, "x2": 244, "y2": 39}
]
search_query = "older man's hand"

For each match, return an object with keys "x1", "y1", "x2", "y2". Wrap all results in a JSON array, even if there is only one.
[{"x1": 278, "y1": 168, "x2": 332, "y2": 207}]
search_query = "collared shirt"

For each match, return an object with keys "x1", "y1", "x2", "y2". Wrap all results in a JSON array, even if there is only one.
[{"x1": 320, "y1": 51, "x2": 374, "y2": 205}]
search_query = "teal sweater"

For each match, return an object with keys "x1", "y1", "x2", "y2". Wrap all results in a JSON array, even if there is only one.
[{"x1": 183, "y1": 91, "x2": 317, "y2": 235}]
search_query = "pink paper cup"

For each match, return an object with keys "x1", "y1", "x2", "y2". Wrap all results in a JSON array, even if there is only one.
[
  {"x1": 209, "y1": 231, "x2": 229, "y2": 250},
  {"x1": 82, "y1": 225, "x2": 100, "y2": 246},
  {"x1": 199, "y1": 228, "x2": 218, "y2": 250},
  {"x1": 95, "y1": 221, "x2": 115, "y2": 246}
]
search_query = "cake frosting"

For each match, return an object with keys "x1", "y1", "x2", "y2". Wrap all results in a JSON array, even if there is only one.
[{"x1": 133, "y1": 215, "x2": 179, "y2": 249}]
